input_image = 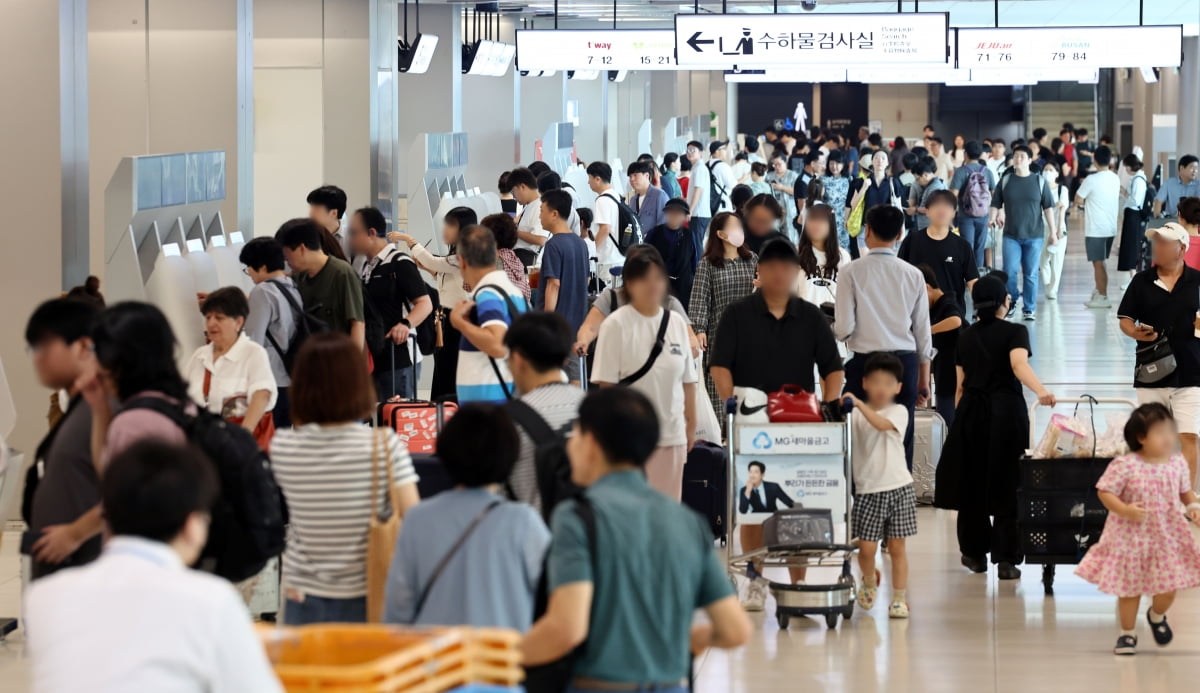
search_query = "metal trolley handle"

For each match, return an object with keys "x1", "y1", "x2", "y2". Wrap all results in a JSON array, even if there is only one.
[{"x1": 1027, "y1": 396, "x2": 1138, "y2": 449}]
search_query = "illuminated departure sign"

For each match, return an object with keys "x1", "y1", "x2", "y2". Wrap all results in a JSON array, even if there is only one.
[
  {"x1": 516, "y1": 30, "x2": 678, "y2": 72},
  {"x1": 958, "y1": 26, "x2": 1183, "y2": 69},
  {"x1": 675, "y1": 13, "x2": 949, "y2": 68}
]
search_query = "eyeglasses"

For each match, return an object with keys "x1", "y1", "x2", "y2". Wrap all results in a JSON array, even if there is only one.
[{"x1": 241, "y1": 267, "x2": 250, "y2": 275}]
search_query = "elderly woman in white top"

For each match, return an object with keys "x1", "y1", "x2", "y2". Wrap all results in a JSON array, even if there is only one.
[
  {"x1": 391, "y1": 206, "x2": 478, "y2": 402},
  {"x1": 183, "y1": 287, "x2": 277, "y2": 447}
]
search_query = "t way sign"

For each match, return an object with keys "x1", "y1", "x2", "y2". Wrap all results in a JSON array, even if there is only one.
[{"x1": 674, "y1": 13, "x2": 949, "y2": 68}]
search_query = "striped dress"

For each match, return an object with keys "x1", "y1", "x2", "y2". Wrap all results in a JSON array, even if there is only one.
[{"x1": 270, "y1": 423, "x2": 418, "y2": 599}]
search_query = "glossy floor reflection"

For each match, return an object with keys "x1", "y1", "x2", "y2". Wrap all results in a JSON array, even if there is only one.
[{"x1": 695, "y1": 230, "x2": 1176, "y2": 692}]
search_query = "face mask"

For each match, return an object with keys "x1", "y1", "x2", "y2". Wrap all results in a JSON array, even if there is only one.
[{"x1": 724, "y1": 229, "x2": 745, "y2": 248}]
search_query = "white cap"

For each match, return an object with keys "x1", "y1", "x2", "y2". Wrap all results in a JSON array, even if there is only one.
[{"x1": 1146, "y1": 222, "x2": 1191, "y2": 250}]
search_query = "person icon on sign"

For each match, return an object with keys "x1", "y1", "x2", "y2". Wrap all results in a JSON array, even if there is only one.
[{"x1": 724, "y1": 28, "x2": 754, "y2": 56}]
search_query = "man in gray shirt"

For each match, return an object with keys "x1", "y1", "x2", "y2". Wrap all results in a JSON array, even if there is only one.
[
  {"x1": 989, "y1": 145, "x2": 1057, "y2": 321},
  {"x1": 835, "y1": 205, "x2": 933, "y2": 470},
  {"x1": 239, "y1": 237, "x2": 300, "y2": 427}
]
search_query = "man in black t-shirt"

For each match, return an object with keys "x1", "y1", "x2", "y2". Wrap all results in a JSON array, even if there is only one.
[
  {"x1": 898, "y1": 189, "x2": 979, "y2": 310},
  {"x1": 918, "y1": 265, "x2": 964, "y2": 426},
  {"x1": 349, "y1": 207, "x2": 434, "y2": 400},
  {"x1": 1118, "y1": 224, "x2": 1200, "y2": 482}
]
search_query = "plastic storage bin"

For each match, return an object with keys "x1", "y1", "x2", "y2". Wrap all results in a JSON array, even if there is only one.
[{"x1": 259, "y1": 625, "x2": 522, "y2": 693}]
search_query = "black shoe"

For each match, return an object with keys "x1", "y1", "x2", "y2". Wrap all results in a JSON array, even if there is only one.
[
  {"x1": 961, "y1": 555, "x2": 987, "y2": 573},
  {"x1": 1147, "y1": 609, "x2": 1174, "y2": 646},
  {"x1": 997, "y1": 562, "x2": 1022, "y2": 580},
  {"x1": 1114, "y1": 634, "x2": 1137, "y2": 655}
]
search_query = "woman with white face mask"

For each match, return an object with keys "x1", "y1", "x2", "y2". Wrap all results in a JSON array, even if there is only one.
[
  {"x1": 1038, "y1": 161, "x2": 1072, "y2": 300},
  {"x1": 688, "y1": 212, "x2": 759, "y2": 427}
]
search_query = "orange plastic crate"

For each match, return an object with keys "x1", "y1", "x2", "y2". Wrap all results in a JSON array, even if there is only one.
[{"x1": 258, "y1": 625, "x2": 522, "y2": 693}]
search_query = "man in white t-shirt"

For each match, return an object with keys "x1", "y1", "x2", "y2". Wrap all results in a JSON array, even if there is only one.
[
  {"x1": 708, "y1": 141, "x2": 738, "y2": 214},
  {"x1": 686, "y1": 141, "x2": 712, "y2": 252},
  {"x1": 509, "y1": 167, "x2": 551, "y2": 267},
  {"x1": 1077, "y1": 146, "x2": 1122, "y2": 309},
  {"x1": 586, "y1": 161, "x2": 626, "y2": 277}
]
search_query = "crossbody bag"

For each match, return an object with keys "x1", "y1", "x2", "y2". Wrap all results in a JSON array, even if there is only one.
[
  {"x1": 618, "y1": 308, "x2": 671, "y2": 386},
  {"x1": 410, "y1": 500, "x2": 502, "y2": 620}
]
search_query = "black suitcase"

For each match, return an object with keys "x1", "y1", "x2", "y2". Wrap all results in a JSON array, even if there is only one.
[
  {"x1": 682, "y1": 441, "x2": 728, "y2": 544},
  {"x1": 413, "y1": 454, "x2": 453, "y2": 499}
]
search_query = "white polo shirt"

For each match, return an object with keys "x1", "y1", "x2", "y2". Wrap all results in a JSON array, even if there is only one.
[
  {"x1": 183, "y1": 333, "x2": 278, "y2": 417},
  {"x1": 1077, "y1": 168, "x2": 1121, "y2": 238},
  {"x1": 25, "y1": 536, "x2": 283, "y2": 693}
]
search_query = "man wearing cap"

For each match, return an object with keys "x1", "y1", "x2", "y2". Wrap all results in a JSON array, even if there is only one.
[
  {"x1": 1118, "y1": 222, "x2": 1200, "y2": 483},
  {"x1": 835, "y1": 205, "x2": 934, "y2": 470},
  {"x1": 710, "y1": 236, "x2": 844, "y2": 611},
  {"x1": 645, "y1": 198, "x2": 699, "y2": 308},
  {"x1": 708, "y1": 140, "x2": 738, "y2": 216}
]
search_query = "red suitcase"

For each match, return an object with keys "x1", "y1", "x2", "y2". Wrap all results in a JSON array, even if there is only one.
[{"x1": 377, "y1": 400, "x2": 456, "y2": 455}]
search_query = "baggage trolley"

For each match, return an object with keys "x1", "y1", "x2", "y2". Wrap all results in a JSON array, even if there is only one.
[
  {"x1": 724, "y1": 399, "x2": 858, "y2": 629},
  {"x1": 1019, "y1": 396, "x2": 1136, "y2": 595}
]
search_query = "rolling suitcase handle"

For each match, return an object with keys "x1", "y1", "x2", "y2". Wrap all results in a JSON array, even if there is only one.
[
  {"x1": 388, "y1": 338, "x2": 420, "y2": 402},
  {"x1": 579, "y1": 354, "x2": 588, "y2": 392}
]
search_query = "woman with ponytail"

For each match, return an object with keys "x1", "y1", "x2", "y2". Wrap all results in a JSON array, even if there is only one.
[{"x1": 934, "y1": 273, "x2": 1056, "y2": 581}]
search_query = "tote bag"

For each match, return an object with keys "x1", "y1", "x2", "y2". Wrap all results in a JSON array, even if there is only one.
[{"x1": 366, "y1": 428, "x2": 403, "y2": 623}]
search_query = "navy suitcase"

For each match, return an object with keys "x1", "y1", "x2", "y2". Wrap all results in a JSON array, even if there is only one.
[
  {"x1": 682, "y1": 441, "x2": 728, "y2": 544},
  {"x1": 412, "y1": 454, "x2": 453, "y2": 499}
]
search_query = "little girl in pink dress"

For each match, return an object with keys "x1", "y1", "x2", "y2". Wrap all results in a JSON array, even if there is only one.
[{"x1": 1076, "y1": 403, "x2": 1200, "y2": 655}]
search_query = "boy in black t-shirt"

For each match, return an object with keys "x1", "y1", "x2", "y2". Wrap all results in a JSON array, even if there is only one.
[
  {"x1": 899, "y1": 189, "x2": 979, "y2": 311},
  {"x1": 918, "y1": 264, "x2": 963, "y2": 426}
]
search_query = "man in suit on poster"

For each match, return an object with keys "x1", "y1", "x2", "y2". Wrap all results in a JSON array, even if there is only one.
[{"x1": 739, "y1": 461, "x2": 796, "y2": 513}]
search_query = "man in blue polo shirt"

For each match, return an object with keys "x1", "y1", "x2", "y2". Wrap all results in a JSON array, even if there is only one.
[
  {"x1": 521, "y1": 387, "x2": 750, "y2": 692},
  {"x1": 1154, "y1": 154, "x2": 1199, "y2": 219}
]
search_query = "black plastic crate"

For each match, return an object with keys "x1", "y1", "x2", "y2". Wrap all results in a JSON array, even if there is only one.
[
  {"x1": 1019, "y1": 457, "x2": 1113, "y2": 491},
  {"x1": 1020, "y1": 522, "x2": 1106, "y2": 559},
  {"x1": 1018, "y1": 490, "x2": 1109, "y2": 525}
]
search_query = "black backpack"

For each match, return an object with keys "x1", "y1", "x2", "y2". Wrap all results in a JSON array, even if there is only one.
[
  {"x1": 1137, "y1": 173, "x2": 1157, "y2": 223},
  {"x1": 399, "y1": 255, "x2": 441, "y2": 356},
  {"x1": 505, "y1": 399, "x2": 581, "y2": 523},
  {"x1": 707, "y1": 160, "x2": 729, "y2": 216},
  {"x1": 125, "y1": 398, "x2": 287, "y2": 582},
  {"x1": 598, "y1": 192, "x2": 643, "y2": 255},
  {"x1": 265, "y1": 279, "x2": 330, "y2": 375}
]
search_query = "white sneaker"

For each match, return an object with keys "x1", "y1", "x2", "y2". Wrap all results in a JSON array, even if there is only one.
[
  {"x1": 741, "y1": 578, "x2": 767, "y2": 612},
  {"x1": 1085, "y1": 294, "x2": 1112, "y2": 309},
  {"x1": 1120, "y1": 278, "x2": 1132, "y2": 292}
]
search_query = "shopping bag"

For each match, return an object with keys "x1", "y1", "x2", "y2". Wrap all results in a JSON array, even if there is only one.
[
  {"x1": 846, "y1": 180, "x2": 869, "y2": 238},
  {"x1": 366, "y1": 428, "x2": 402, "y2": 623},
  {"x1": 766, "y1": 385, "x2": 823, "y2": 423}
]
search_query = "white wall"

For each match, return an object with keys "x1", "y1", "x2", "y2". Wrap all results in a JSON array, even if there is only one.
[
  {"x1": 0, "y1": 0, "x2": 63, "y2": 455},
  {"x1": 868, "y1": 84, "x2": 930, "y2": 141},
  {"x1": 89, "y1": 0, "x2": 242, "y2": 270},
  {"x1": 253, "y1": 0, "x2": 371, "y2": 234},
  {"x1": 520, "y1": 74, "x2": 565, "y2": 163}
]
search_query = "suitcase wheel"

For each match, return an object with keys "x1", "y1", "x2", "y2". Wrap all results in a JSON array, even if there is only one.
[{"x1": 777, "y1": 611, "x2": 790, "y2": 630}]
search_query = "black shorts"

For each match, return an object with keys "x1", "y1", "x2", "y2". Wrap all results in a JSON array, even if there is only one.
[{"x1": 1085, "y1": 236, "x2": 1114, "y2": 262}]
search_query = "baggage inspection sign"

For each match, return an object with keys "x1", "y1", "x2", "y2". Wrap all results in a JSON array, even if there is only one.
[{"x1": 674, "y1": 13, "x2": 949, "y2": 68}]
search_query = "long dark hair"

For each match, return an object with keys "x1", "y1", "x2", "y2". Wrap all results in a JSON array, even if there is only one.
[
  {"x1": 798, "y1": 205, "x2": 841, "y2": 279},
  {"x1": 92, "y1": 302, "x2": 188, "y2": 402},
  {"x1": 702, "y1": 212, "x2": 753, "y2": 267}
]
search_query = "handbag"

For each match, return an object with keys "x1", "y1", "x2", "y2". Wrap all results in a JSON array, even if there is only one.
[
  {"x1": 766, "y1": 385, "x2": 824, "y2": 423},
  {"x1": 204, "y1": 370, "x2": 276, "y2": 451},
  {"x1": 846, "y1": 177, "x2": 869, "y2": 238},
  {"x1": 366, "y1": 428, "x2": 403, "y2": 623},
  {"x1": 1135, "y1": 332, "x2": 1177, "y2": 387}
]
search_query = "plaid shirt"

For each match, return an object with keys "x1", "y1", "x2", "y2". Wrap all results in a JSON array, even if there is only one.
[{"x1": 688, "y1": 254, "x2": 758, "y2": 346}]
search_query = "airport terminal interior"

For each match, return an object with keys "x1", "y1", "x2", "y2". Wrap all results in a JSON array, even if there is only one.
[{"x1": 1, "y1": 0, "x2": 1200, "y2": 691}]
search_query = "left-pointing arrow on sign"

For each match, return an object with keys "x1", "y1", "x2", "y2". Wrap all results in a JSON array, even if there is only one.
[{"x1": 686, "y1": 32, "x2": 714, "y2": 52}]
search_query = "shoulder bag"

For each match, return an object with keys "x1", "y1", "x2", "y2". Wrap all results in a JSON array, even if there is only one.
[
  {"x1": 410, "y1": 499, "x2": 502, "y2": 620},
  {"x1": 367, "y1": 428, "x2": 404, "y2": 623},
  {"x1": 618, "y1": 308, "x2": 672, "y2": 386},
  {"x1": 1135, "y1": 330, "x2": 1177, "y2": 387}
]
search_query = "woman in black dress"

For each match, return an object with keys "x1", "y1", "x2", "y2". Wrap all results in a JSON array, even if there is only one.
[{"x1": 935, "y1": 275, "x2": 1056, "y2": 580}]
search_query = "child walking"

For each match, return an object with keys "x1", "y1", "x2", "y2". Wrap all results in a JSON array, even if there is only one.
[
  {"x1": 1076, "y1": 403, "x2": 1200, "y2": 655},
  {"x1": 846, "y1": 352, "x2": 917, "y2": 619}
]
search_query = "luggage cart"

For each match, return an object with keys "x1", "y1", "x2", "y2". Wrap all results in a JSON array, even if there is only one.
[
  {"x1": 1019, "y1": 396, "x2": 1136, "y2": 595},
  {"x1": 725, "y1": 399, "x2": 858, "y2": 629}
]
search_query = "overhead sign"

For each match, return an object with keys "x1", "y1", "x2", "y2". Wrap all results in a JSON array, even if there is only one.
[
  {"x1": 675, "y1": 13, "x2": 949, "y2": 68},
  {"x1": 958, "y1": 26, "x2": 1183, "y2": 69},
  {"x1": 516, "y1": 30, "x2": 678, "y2": 72}
]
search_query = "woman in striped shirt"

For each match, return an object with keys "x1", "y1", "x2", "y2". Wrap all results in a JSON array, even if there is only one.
[{"x1": 271, "y1": 333, "x2": 420, "y2": 625}]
